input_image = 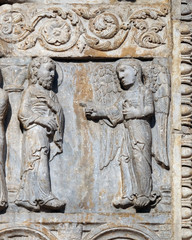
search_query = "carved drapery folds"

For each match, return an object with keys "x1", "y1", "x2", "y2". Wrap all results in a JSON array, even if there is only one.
[
  {"x1": 14, "y1": 57, "x2": 65, "y2": 212},
  {"x1": 0, "y1": 0, "x2": 175, "y2": 239},
  {"x1": 84, "y1": 59, "x2": 170, "y2": 210},
  {"x1": 0, "y1": 4, "x2": 169, "y2": 57}
]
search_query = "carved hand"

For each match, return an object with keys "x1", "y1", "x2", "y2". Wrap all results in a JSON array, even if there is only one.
[
  {"x1": 123, "y1": 107, "x2": 142, "y2": 119},
  {"x1": 37, "y1": 95, "x2": 57, "y2": 112},
  {"x1": 35, "y1": 116, "x2": 58, "y2": 132}
]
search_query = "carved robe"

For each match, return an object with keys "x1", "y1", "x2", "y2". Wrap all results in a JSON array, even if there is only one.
[
  {"x1": 108, "y1": 86, "x2": 154, "y2": 203},
  {"x1": 16, "y1": 85, "x2": 64, "y2": 208},
  {"x1": 0, "y1": 89, "x2": 8, "y2": 209}
]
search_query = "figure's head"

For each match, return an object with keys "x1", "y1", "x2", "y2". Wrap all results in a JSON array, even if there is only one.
[
  {"x1": 29, "y1": 57, "x2": 56, "y2": 90},
  {"x1": 116, "y1": 59, "x2": 142, "y2": 89}
]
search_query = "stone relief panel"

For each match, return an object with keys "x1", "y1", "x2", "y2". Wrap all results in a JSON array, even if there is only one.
[
  {"x1": 0, "y1": 3, "x2": 171, "y2": 58},
  {"x1": 83, "y1": 58, "x2": 170, "y2": 210},
  {"x1": 82, "y1": 224, "x2": 161, "y2": 240},
  {"x1": 0, "y1": 224, "x2": 58, "y2": 239},
  {"x1": 14, "y1": 57, "x2": 65, "y2": 212},
  {"x1": 0, "y1": 1, "x2": 175, "y2": 239},
  {"x1": 0, "y1": 57, "x2": 171, "y2": 239}
]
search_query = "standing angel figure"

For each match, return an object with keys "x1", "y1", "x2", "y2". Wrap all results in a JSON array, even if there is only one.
[
  {"x1": 15, "y1": 57, "x2": 65, "y2": 212},
  {"x1": 84, "y1": 59, "x2": 168, "y2": 209}
]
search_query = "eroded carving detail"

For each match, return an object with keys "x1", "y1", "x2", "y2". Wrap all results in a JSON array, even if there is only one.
[
  {"x1": 15, "y1": 57, "x2": 65, "y2": 212},
  {"x1": 181, "y1": 0, "x2": 192, "y2": 21},
  {"x1": 84, "y1": 59, "x2": 170, "y2": 209},
  {"x1": 0, "y1": 4, "x2": 169, "y2": 53},
  {"x1": 130, "y1": 6, "x2": 168, "y2": 48},
  {"x1": 0, "y1": 76, "x2": 8, "y2": 211},
  {"x1": 58, "y1": 223, "x2": 83, "y2": 240},
  {"x1": 180, "y1": 22, "x2": 192, "y2": 239},
  {"x1": 82, "y1": 223, "x2": 161, "y2": 240},
  {"x1": 0, "y1": 225, "x2": 57, "y2": 240}
]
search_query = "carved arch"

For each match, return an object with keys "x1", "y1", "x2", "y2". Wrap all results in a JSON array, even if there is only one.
[
  {"x1": 0, "y1": 225, "x2": 57, "y2": 239},
  {"x1": 82, "y1": 224, "x2": 161, "y2": 240}
]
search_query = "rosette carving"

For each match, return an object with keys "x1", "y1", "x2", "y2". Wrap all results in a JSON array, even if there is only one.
[
  {"x1": 0, "y1": 4, "x2": 169, "y2": 53},
  {"x1": 19, "y1": 8, "x2": 83, "y2": 52},
  {"x1": 42, "y1": 20, "x2": 71, "y2": 46}
]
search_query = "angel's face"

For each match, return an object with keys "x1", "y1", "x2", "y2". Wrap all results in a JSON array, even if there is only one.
[{"x1": 117, "y1": 64, "x2": 137, "y2": 89}]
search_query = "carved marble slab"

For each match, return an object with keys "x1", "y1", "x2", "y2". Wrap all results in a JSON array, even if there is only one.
[
  {"x1": 0, "y1": 3, "x2": 171, "y2": 57},
  {"x1": 0, "y1": 0, "x2": 187, "y2": 239},
  {"x1": 0, "y1": 57, "x2": 171, "y2": 239}
]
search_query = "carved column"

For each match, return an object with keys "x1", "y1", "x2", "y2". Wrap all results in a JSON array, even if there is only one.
[{"x1": 0, "y1": 58, "x2": 30, "y2": 197}]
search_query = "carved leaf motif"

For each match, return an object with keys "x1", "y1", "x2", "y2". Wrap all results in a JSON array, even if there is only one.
[
  {"x1": 94, "y1": 16, "x2": 107, "y2": 31},
  {"x1": 0, "y1": 11, "x2": 29, "y2": 42},
  {"x1": 73, "y1": 7, "x2": 105, "y2": 19},
  {"x1": 84, "y1": 33, "x2": 99, "y2": 45},
  {"x1": 90, "y1": 13, "x2": 119, "y2": 39},
  {"x1": 77, "y1": 37, "x2": 86, "y2": 53},
  {"x1": 68, "y1": 10, "x2": 79, "y2": 26},
  {"x1": 149, "y1": 10, "x2": 158, "y2": 19},
  {"x1": 51, "y1": 8, "x2": 67, "y2": 19},
  {"x1": 73, "y1": 8, "x2": 91, "y2": 19},
  {"x1": 18, "y1": 34, "x2": 38, "y2": 50},
  {"x1": 151, "y1": 22, "x2": 166, "y2": 33},
  {"x1": 132, "y1": 20, "x2": 148, "y2": 31},
  {"x1": 135, "y1": 31, "x2": 165, "y2": 48}
]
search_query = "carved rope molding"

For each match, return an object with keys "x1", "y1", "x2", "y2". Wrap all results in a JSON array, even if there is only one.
[
  {"x1": 181, "y1": 1, "x2": 192, "y2": 239},
  {"x1": 0, "y1": 3, "x2": 169, "y2": 55}
]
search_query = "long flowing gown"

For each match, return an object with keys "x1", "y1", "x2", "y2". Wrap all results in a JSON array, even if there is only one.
[
  {"x1": 108, "y1": 86, "x2": 154, "y2": 203},
  {"x1": 15, "y1": 85, "x2": 64, "y2": 208}
]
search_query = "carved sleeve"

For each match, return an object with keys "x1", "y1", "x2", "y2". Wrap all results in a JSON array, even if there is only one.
[
  {"x1": 18, "y1": 87, "x2": 41, "y2": 129},
  {"x1": 144, "y1": 89, "x2": 154, "y2": 117}
]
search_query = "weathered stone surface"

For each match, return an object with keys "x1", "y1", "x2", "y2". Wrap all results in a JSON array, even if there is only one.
[
  {"x1": 0, "y1": 3, "x2": 171, "y2": 58},
  {"x1": 0, "y1": 0, "x2": 189, "y2": 239}
]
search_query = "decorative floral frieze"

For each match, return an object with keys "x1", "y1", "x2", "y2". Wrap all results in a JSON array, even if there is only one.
[{"x1": 0, "y1": 4, "x2": 169, "y2": 54}]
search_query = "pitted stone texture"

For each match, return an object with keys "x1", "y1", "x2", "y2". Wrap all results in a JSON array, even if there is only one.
[{"x1": 0, "y1": 3, "x2": 171, "y2": 58}]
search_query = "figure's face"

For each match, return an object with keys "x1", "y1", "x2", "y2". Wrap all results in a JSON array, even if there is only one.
[
  {"x1": 37, "y1": 62, "x2": 55, "y2": 89},
  {"x1": 117, "y1": 64, "x2": 137, "y2": 89}
]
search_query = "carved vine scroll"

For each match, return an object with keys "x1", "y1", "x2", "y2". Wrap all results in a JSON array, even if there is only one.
[{"x1": 0, "y1": 4, "x2": 169, "y2": 55}]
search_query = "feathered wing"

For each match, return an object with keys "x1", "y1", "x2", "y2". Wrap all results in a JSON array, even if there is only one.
[
  {"x1": 145, "y1": 62, "x2": 171, "y2": 169},
  {"x1": 92, "y1": 64, "x2": 124, "y2": 170}
]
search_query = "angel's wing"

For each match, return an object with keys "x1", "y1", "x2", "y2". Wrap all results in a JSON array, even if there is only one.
[
  {"x1": 144, "y1": 62, "x2": 171, "y2": 169},
  {"x1": 92, "y1": 64, "x2": 123, "y2": 170}
]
